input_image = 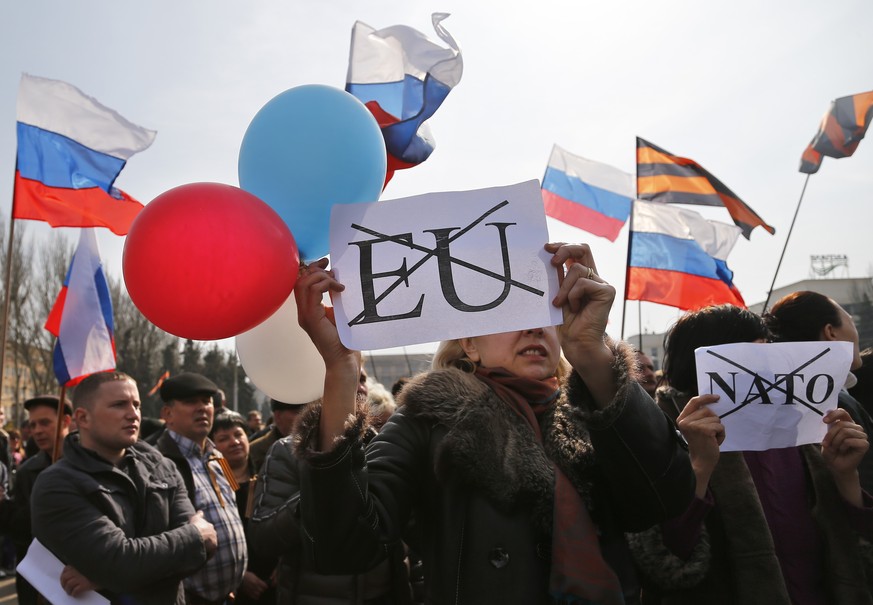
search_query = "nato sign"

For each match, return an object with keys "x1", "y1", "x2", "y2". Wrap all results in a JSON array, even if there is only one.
[
  {"x1": 329, "y1": 180, "x2": 563, "y2": 351},
  {"x1": 695, "y1": 341, "x2": 853, "y2": 451}
]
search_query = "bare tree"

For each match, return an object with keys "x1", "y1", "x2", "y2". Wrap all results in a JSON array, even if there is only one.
[
  {"x1": 0, "y1": 224, "x2": 73, "y2": 426},
  {"x1": 109, "y1": 275, "x2": 180, "y2": 418},
  {"x1": 0, "y1": 225, "x2": 256, "y2": 421}
]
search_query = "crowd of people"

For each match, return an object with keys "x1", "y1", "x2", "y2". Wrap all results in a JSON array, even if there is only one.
[{"x1": 0, "y1": 241, "x2": 869, "y2": 604}]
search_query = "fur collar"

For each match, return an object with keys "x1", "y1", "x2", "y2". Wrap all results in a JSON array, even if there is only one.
[
  {"x1": 397, "y1": 367, "x2": 600, "y2": 534},
  {"x1": 294, "y1": 340, "x2": 639, "y2": 537}
]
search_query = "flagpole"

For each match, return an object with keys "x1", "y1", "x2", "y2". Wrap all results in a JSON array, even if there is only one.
[
  {"x1": 638, "y1": 302, "x2": 643, "y2": 351},
  {"x1": 52, "y1": 384, "x2": 67, "y2": 463},
  {"x1": 0, "y1": 176, "x2": 18, "y2": 426},
  {"x1": 621, "y1": 145, "x2": 640, "y2": 341},
  {"x1": 620, "y1": 229, "x2": 631, "y2": 341},
  {"x1": 762, "y1": 174, "x2": 811, "y2": 312}
]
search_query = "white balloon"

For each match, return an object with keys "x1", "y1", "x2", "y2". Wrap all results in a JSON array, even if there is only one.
[{"x1": 236, "y1": 293, "x2": 325, "y2": 404}]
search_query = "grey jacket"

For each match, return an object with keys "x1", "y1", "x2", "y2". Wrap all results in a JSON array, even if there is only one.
[
  {"x1": 31, "y1": 434, "x2": 209, "y2": 604},
  {"x1": 250, "y1": 420, "x2": 404, "y2": 604}
]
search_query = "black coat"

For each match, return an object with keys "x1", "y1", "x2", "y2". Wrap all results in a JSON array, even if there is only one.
[
  {"x1": 31, "y1": 435, "x2": 207, "y2": 604},
  {"x1": 294, "y1": 342, "x2": 694, "y2": 604},
  {"x1": 628, "y1": 387, "x2": 873, "y2": 605}
]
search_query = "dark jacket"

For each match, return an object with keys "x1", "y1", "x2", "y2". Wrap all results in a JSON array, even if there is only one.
[
  {"x1": 628, "y1": 387, "x2": 873, "y2": 605},
  {"x1": 837, "y1": 390, "x2": 873, "y2": 494},
  {"x1": 294, "y1": 342, "x2": 694, "y2": 604},
  {"x1": 249, "y1": 426, "x2": 282, "y2": 475},
  {"x1": 4, "y1": 450, "x2": 49, "y2": 552},
  {"x1": 2, "y1": 450, "x2": 51, "y2": 604},
  {"x1": 30, "y1": 434, "x2": 208, "y2": 605},
  {"x1": 250, "y1": 423, "x2": 407, "y2": 604},
  {"x1": 155, "y1": 430, "x2": 198, "y2": 506}
]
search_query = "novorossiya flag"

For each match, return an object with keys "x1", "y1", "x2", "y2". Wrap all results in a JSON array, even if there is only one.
[
  {"x1": 636, "y1": 137, "x2": 774, "y2": 240},
  {"x1": 799, "y1": 90, "x2": 873, "y2": 174}
]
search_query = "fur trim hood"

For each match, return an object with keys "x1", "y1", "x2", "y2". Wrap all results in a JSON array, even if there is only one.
[{"x1": 295, "y1": 341, "x2": 641, "y2": 536}]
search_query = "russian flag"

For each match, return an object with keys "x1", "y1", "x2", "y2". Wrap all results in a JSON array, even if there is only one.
[
  {"x1": 44, "y1": 229, "x2": 116, "y2": 386},
  {"x1": 346, "y1": 13, "x2": 462, "y2": 186},
  {"x1": 627, "y1": 200, "x2": 745, "y2": 311},
  {"x1": 14, "y1": 74, "x2": 156, "y2": 236},
  {"x1": 541, "y1": 145, "x2": 633, "y2": 242}
]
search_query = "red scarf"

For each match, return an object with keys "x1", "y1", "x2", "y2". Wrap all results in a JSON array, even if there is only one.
[{"x1": 475, "y1": 367, "x2": 624, "y2": 605}]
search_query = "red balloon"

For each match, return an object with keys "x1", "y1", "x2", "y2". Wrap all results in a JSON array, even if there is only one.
[{"x1": 123, "y1": 183, "x2": 299, "y2": 340}]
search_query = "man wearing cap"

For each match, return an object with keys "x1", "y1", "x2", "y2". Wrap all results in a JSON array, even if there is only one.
[
  {"x1": 249, "y1": 399, "x2": 306, "y2": 473},
  {"x1": 31, "y1": 371, "x2": 217, "y2": 604},
  {"x1": 0, "y1": 396, "x2": 71, "y2": 604},
  {"x1": 156, "y1": 372, "x2": 247, "y2": 605}
]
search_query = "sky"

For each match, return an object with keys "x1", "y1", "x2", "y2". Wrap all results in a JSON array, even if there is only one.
[{"x1": 1, "y1": 0, "x2": 872, "y2": 357}]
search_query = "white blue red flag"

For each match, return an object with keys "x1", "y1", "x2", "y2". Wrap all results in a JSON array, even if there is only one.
[
  {"x1": 627, "y1": 200, "x2": 745, "y2": 310},
  {"x1": 346, "y1": 13, "x2": 462, "y2": 186},
  {"x1": 541, "y1": 145, "x2": 634, "y2": 242},
  {"x1": 14, "y1": 74, "x2": 156, "y2": 236},
  {"x1": 44, "y1": 229, "x2": 116, "y2": 386}
]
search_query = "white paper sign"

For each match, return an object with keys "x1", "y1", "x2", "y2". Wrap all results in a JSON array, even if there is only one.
[
  {"x1": 329, "y1": 180, "x2": 562, "y2": 350},
  {"x1": 17, "y1": 538, "x2": 110, "y2": 605},
  {"x1": 695, "y1": 341, "x2": 853, "y2": 451}
]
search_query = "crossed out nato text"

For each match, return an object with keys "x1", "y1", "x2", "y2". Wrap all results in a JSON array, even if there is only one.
[
  {"x1": 346, "y1": 200, "x2": 544, "y2": 327},
  {"x1": 705, "y1": 347, "x2": 835, "y2": 419}
]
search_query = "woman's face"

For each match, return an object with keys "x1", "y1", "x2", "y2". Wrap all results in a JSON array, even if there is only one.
[
  {"x1": 212, "y1": 425, "x2": 250, "y2": 467},
  {"x1": 460, "y1": 327, "x2": 560, "y2": 381},
  {"x1": 828, "y1": 301, "x2": 862, "y2": 370}
]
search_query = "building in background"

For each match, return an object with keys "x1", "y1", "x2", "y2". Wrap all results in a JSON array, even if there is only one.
[
  {"x1": 1, "y1": 344, "x2": 47, "y2": 428},
  {"x1": 627, "y1": 275, "x2": 873, "y2": 374}
]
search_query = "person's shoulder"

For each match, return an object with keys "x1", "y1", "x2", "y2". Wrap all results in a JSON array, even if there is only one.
[
  {"x1": 250, "y1": 430, "x2": 276, "y2": 451},
  {"x1": 31, "y1": 456, "x2": 81, "y2": 496},
  {"x1": 264, "y1": 435, "x2": 295, "y2": 463},
  {"x1": 396, "y1": 367, "x2": 487, "y2": 419},
  {"x1": 131, "y1": 440, "x2": 169, "y2": 463},
  {"x1": 153, "y1": 430, "x2": 183, "y2": 457},
  {"x1": 18, "y1": 451, "x2": 50, "y2": 474}
]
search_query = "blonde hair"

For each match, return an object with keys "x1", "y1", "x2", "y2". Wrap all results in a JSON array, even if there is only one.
[
  {"x1": 367, "y1": 381, "x2": 396, "y2": 417},
  {"x1": 432, "y1": 337, "x2": 570, "y2": 380}
]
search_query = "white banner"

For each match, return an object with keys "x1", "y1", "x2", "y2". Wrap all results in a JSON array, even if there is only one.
[
  {"x1": 695, "y1": 341, "x2": 853, "y2": 451},
  {"x1": 329, "y1": 180, "x2": 562, "y2": 350}
]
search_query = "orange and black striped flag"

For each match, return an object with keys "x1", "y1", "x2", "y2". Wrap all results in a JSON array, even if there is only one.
[
  {"x1": 147, "y1": 370, "x2": 170, "y2": 397},
  {"x1": 636, "y1": 137, "x2": 775, "y2": 240},
  {"x1": 799, "y1": 90, "x2": 873, "y2": 174}
]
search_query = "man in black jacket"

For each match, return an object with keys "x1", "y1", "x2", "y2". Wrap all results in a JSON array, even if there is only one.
[
  {"x1": 31, "y1": 371, "x2": 217, "y2": 604},
  {"x1": 155, "y1": 372, "x2": 248, "y2": 605},
  {"x1": 0, "y1": 396, "x2": 71, "y2": 604}
]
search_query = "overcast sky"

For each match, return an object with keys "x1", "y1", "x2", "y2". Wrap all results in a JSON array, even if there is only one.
[{"x1": 2, "y1": 0, "x2": 871, "y2": 356}]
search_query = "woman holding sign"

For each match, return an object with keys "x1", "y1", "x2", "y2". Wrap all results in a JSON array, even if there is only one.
[
  {"x1": 765, "y1": 290, "x2": 873, "y2": 495},
  {"x1": 628, "y1": 304, "x2": 872, "y2": 605},
  {"x1": 290, "y1": 243, "x2": 694, "y2": 604}
]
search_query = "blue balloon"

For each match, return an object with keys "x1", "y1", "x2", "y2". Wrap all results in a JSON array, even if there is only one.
[{"x1": 239, "y1": 85, "x2": 387, "y2": 260}]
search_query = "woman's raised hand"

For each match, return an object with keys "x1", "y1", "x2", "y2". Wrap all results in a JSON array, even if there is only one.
[
  {"x1": 821, "y1": 408, "x2": 869, "y2": 506},
  {"x1": 677, "y1": 394, "x2": 724, "y2": 498},
  {"x1": 546, "y1": 242, "x2": 617, "y2": 406},
  {"x1": 294, "y1": 258, "x2": 353, "y2": 368},
  {"x1": 294, "y1": 258, "x2": 361, "y2": 450},
  {"x1": 546, "y1": 243, "x2": 615, "y2": 365}
]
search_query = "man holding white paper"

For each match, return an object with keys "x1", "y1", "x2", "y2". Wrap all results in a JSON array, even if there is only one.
[{"x1": 30, "y1": 371, "x2": 217, "y2": 605}]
